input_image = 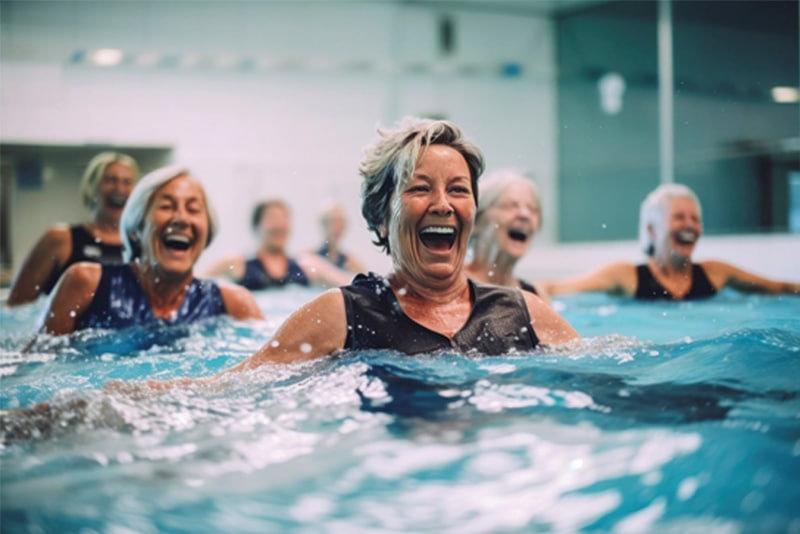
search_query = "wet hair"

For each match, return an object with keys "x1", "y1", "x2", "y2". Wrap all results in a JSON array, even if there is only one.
[
  {"x1": 79, "y1": 152, "x2": 140, "y2": 209},
  {"x1": 359, "y1": 116, "x2": 485, "y2": 254},
  {"x1": 475, "y1": 168, "x2": 541, "y2": 229},
  {"x1": 639, "y1": 183, "x2": 702, "y2": 256},
  {"x1": 120, "y1": 164, "x2": 219, "y2": 261},
  {"x1": 251, "y1": 199, "x2": 290, "y2": 231}
]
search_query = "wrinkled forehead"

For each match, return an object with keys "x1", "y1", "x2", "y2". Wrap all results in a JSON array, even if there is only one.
[
  {"x1": 154, "y1": 174, "x2": 202, "y2": 197},
  {"x1": 499, "y1": 180, "x2": 538, "y2": 206}
]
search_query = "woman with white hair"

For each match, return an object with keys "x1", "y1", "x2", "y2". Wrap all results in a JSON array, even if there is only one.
[
  {"x1": 545, "y1": 183, "x2": 800, "y2": 299},
  {"x1": 6, "y1": 152, "x2": 139, "y2": 307},
  {"x1": 465, "y1": 168, "x2": 550, "y2": 303},
  {"x1": 37, "y1": 164, "x2": 262, "y2": 335}
]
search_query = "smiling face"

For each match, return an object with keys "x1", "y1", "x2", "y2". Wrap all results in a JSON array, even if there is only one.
[
  {"x1": 387, "y1": 144, "x2": 475, "y2": 287},
  {"x1": 95, "y1": 162, "x2": 136, "y2": 218},
  {"x1": 137, "y1": 175, "x2": 210, "y2": 277},
  {"x1": 652, "y1": 195, "x2": 702, "y2": 262},
  {"x1": 476, "y1": 180, "x2": 540, "y2": 262}
]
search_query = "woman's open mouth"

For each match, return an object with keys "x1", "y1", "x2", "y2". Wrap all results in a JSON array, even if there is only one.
[
  {"x1": 107, "y1": 194, "x2": 128, "y2": 208},
  {"x1": 162, "y1": 233, "x2": 193, "y2": 252},
  {"x1": 507, "y1": 228, "x2": 529, "y2": 243},
  {"x1": 419, "y1": 225, "x2": 456, "y2": 252},
  {"x1": 674, "y1": 229, "x2": 698, "y2": 245}
]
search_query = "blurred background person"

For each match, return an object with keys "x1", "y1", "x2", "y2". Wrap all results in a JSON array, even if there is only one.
[
  {"x1": 6, "y1": 152, "x2": 139, "y2": 307},
  {"x1": 465, "y1": 169, "x2": 550, "y2": 303},
  {"x1": 544, "y1": 183, "x2": 800, "y2": 300},
  {"x1": 205, "y1": 199, "x2": 350, "y2": 290},
  {"x1": 313, "y1": 201, "x2": 366, "y2": 275},
  {"x1": 38, "y1": 164, "x2": 262, "y2": 335}
]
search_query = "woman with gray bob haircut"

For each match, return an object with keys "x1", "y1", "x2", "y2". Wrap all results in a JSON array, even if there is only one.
[
  {"x1": 120, "y1": 164, "x2": 218, "y2": 262},
  {"x1": 545, "y1": 182, "x2": 800, "y2": 300},
  {"x1": 360, "y1": 116, "x2": 484, "y2": 254},
  {"x1": 33, "y1": 164, "x2": 262, "y2": 338},
  {"x1": 465, "y1": 168, "x2": 549, "y2": 302},
  {"x1": 7, "y1": 151, "x2": 139, "y2": 306}
]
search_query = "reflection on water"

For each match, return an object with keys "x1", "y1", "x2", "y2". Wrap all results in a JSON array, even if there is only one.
[{"x1": 1, "y1": 289, "x2": 799, "y2": 533}]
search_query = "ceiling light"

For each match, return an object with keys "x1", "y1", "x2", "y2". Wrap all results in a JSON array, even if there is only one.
[
  {"x1": 88, "y1": 48, "x2": 123, "y2": 67},
  {"x1": 771, "y1": 86, "x2": 799, "y2": 103}
]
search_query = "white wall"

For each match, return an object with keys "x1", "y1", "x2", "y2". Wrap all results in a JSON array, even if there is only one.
[{"x1": 1, "y1": 1, "x2": 557, "y2": 277}]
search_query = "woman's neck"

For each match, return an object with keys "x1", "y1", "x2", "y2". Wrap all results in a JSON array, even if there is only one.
[{"x1": 388, "y1": 269, "x2": 471, "y2": 306}]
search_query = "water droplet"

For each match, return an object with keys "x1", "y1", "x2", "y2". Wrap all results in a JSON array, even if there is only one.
[
  {"x1": 69, "y1": 310, "x2": 76, "y2": 318},
  {"x1": 270, "y1": 340, "x2": 280, "y2": 348},
  {"x1": 300, "y1": 343, "x2": 312, "y2": 353}
]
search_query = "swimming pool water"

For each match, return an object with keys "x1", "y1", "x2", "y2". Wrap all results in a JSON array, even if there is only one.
[{"x1": 1, "y1": 288, "x2": 799, "y2": 533}]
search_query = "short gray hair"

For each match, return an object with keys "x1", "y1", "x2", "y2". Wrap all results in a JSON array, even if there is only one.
[
  {"x1": 79, "y1": 152, "x2": 140, "y2": 208},
  {"x1": 639, "y1": 183, "x2": 701, "y2": 256},
  {"x1": 120, "y1": 164, "x2": 219, "y2": 261},
  {"x1": 475, "y1": 168, "x2": 541, "y2": 227},
  {"x1": 359, "y1": 116, "x2": 485, "y2": 254}
]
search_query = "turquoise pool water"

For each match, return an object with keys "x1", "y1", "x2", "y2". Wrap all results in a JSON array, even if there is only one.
[{"x1": 1, "y1": 288, "x2": 799, "y2": 533}]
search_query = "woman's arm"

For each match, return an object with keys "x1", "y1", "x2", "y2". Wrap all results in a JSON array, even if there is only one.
[
  {"x1": 344, "y1": 253, "x2": 367, "y2": 276},
  {"x1": 6, "y1": 225, "x2": 72, "y2": 307},
  {"x1": 522, "y1": 291, "x2": 580, "y2": 345},
  {"x1": 224, "y1": 288, "x2": 348, "y2": 371},
  {"x1": 702, "y1": 260, "x2": 800, "y2": 295},
  {"x1": 543, "y1": 262, "x2": 637, "y2": 297},
  {"x1": 41, "y1": 262, "x2": 103, "y2": 335},
  {"x1": 296, "y1": 252, "x2": 355, "y2": 287},
  {"x1": 218, "y1": 283, "x2": 265, "y2": 320},
  {"x1": 201, "y1": 255, "x2": 246, "y2": 281}
]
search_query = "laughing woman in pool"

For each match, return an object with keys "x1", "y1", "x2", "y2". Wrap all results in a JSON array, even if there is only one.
[
  {"x1": 544, "y1": 183, "x2": 800, "y2": 300},
  {"x1": 38, "y1": 164, "x2": 262, "y2": 336},
  {"x1": 204, "y1": 116, "x2": 578, "y2": 374},
  {"x1": 465, "y1": 168, "x2": 550, "y2": 303},
  {"x1": 7, "y1": 152, "x2": 140, "y2": 307}
]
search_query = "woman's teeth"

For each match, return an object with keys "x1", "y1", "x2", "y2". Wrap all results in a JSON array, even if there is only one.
[
  {"x1": 675, "y1": 229, "x2": 698, "y2": 244},
  {"x1": 163, "y1": 234, "x2": 192, "y2": 250},
  {"x1": 420, "y1": 226, "x2": 456, "y2": 249}
]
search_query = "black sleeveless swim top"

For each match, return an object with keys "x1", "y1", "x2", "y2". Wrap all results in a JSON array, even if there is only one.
[
  {"x1": 518, "y1": 279, "x2": 539, "y2": 296},
  {"x1": 635, "y1": 263, "x2": 717, "y2": 300},
  {"x1": 75, "y1": 264, "x2": 226, "y2": 330},
  {"x1": 237, "y1": 257, "x2": 310, "y2": 290},
  {"x1": 41, "y1": 225, "x2": 124, "y2": 295},
  {"x1": 340, "y1": 272, "x2": 540, "y2": 355}
]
